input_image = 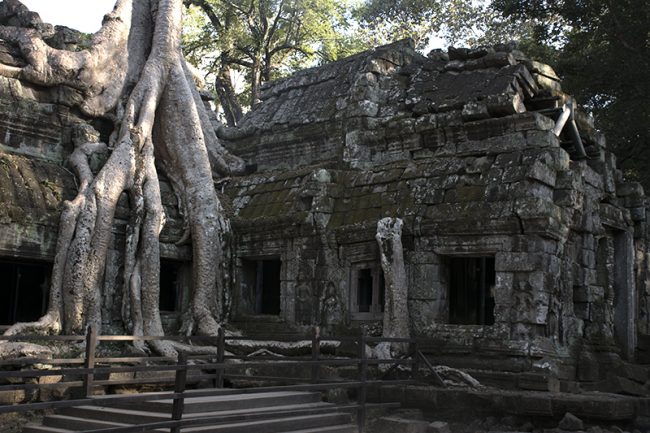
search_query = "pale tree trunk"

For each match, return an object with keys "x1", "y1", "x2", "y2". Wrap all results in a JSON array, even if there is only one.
[
  {"x1": 375, "y1": 217, "x2": 410, "y2": 357},
  {"x1": 0, "y1": 0, "x2": 245, "y2": 355},
  {"x1": 250, "y1": 56, "x2": 262, "y2": 106},
  {"x1": 215, "y1": 62, "x2": 243, "y2": 127}
]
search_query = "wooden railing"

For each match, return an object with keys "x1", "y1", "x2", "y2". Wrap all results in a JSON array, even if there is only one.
[{"x1": 0, "y1": 328, "x2": 442, "y2": 432}]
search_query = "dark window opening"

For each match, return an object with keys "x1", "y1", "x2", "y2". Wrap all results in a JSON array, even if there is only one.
[
  {"x1": 0, "y1": 260, "x2": 51, "y2": 325},
  {"x1": 159, "y1": 260, "x2": 182, "y2": 312},
  {"x1": 242, "y1": 258, "x2": 281, "y2": 315},
  {"x1": 448, "y1": 256, "x2": 495, "y2": 325},
  {"x1": 357, "y1": 269, "x2": 373, "y2": 312},
  {"x1": 351, "y1": 265, "x2": 385, "y2": 319}
]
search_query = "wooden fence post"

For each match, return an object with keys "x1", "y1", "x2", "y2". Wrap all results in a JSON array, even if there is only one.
[
  {"x1": 311, "y1": 326, "x2": 320, "y2": 383},
  {"x1": 215, "y1": 327, "x2": 225, "y2": 388},
  {"x1": 170, "y1": 351, "x2": 187, "y2": 433},
  {"x1": 357, "y1": 328, "x2": 367, "y2": 433},
  {"x1": 411, "y1": 339, "x2": 420, "y2": 382},
  {"x1": 83, "y1": 325, "x2": 97, "y2": 398}
]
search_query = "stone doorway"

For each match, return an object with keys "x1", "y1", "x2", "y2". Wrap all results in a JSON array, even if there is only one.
[
  {"x1": 446, "y1": 256, "x2": 495, "y2": 325},
  {"x1": 242, "y1": 258, "x2": 282, "y2": 315},
  {"x1": 0, "y1": 259, "x2": 50, "y2": 325},
  {"x1": 613, "y1": 231, "x2": 636, "y2": 360}
]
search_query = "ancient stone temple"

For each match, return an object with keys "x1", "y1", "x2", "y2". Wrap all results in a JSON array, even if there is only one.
[{"x1": 1, "y1": 31, "x2": 649, "y2": 389}]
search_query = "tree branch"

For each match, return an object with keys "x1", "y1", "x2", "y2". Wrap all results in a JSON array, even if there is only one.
[{"x1": 187, "y1": 0, "x2": 223, "y2": 30}]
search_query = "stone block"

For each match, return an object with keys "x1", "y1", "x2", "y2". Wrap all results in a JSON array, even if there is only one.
[
  {"x1": 495, "y1": 151, "x2": 521, "y2": 167},
  {"x1": 515, "y1": 197, "x2": 562, "y2": 219},
  {"x1": 456, "y1": 133, "x2": 527, "y2": 156},
  {"x1": 517, "y1": 395, "x2": 553, "y2": 416},
  {"x1": 420, "y1": 188, "x2": 445, "y2": 205},
  {"x1": 617, "y1": 181, "x2": 644, "y2": 197},
  {"x1": 577, "y1": 351, "x2": 600, "y2": 382},
  {"x1": 518, "y1": 372, "x2": 560, "y2": 392},
  {"x1": 602, "y1": 375, "x2": 649, "y2": 396},
  {"x1": 558, "y1": 412, "x2": 584, "y2": 431},
  {"x1": 582, "y1": 165, "x2": 604, "y2": 190},
  {"x1": 0, "y1": 390, "x2": 25, "y2": 404},
  {"x1": 421, "y1": 129, "x2": 446, "y2": 149},
  {"x1": 409, "y1": 300, "x2": 440, "y2": 329},
  {"x1": 502, "y1": 165, "x2": 527, "y2": 183},
  {"x1": 465, "y1": 155, "x2": 494, "y2": 173},
  {"x1": 554, "y1": 189, "x2": 582, "y2": 207},
  {"x1": 462, "y1": 100, "x2": 490, "y2": 121},
  {"x1": 527, "y1": 160, "x2": 557, "y2": 187},
  {"x1": 630, "y1": 206, "x2": 645, "y2": 222},
  {"x1": 573, "y1": 285, "x2": 604, "y2": 303},
  {"x1": 573, "y1": 302, "x2": 591, "y2": 320},
  {"x1": 615, "y1": 363, "x2": 649, "y2": 384},
  {"x1": 485, "y1": 183, "x2": 510, "y2": 201},
  {"x1": 427, "y1": 421, "x2": 451, "y2": 433},
  {"x1": 511, "y1": 112, "x2": 555, "y2": 132},
  {"x1": 495, "y1": 252, "x2": 538, "y2": 272},
  {"x1": 523, "y1": 147, "x2": 571, "y2": 171},
  {"x1": 525, "y1": 129, "x2": 561, "y2": 149},
  {"x1": 409, "y1": 264, "x2": 440, "y2": 298},
  {"x1": 560, "y1": 381, "x2": 582, "y2": 394},
  {"x1": 556, "y1": 169, "x2": 582, "y2": 190}
]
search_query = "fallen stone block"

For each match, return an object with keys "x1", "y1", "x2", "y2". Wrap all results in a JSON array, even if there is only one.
[
  {"x1": 376, "y1": 416, "x2": 429, "y2": 433},
  {"x1": 558, "y1": 412, "x2": 584, "y2": 431},
  {"x1": 427, "y1": 421, "x2": 450, "y2": 433}
]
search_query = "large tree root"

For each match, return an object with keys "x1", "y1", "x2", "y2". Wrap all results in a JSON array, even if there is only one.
[{"x1": 0, "y1": 0, "x2": 245, "y2": 357}]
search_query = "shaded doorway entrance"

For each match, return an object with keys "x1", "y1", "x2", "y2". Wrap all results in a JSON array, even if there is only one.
[
  {"x1": 0, "y1": 260, "x2": 51, "y2": 325},
  {"x1": 242, "y1": 258, "x2": 282, "y2": 315},
  {"x1": 446, "y1": 256, "x2": 495, "y2": 325}
]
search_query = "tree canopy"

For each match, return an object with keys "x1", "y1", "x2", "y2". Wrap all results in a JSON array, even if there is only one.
[
  {"x1": 349, "y1": 0, "x2": 650, "y2": 188},
  {"x1": 489, "y1": 0, "x2": 650, "y2": 188},
  {"x1": 182, "y1": 0, "x2": 365, "y2": 126}
]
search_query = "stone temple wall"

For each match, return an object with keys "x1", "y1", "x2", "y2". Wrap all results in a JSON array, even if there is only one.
[
  {"x1": 219, "y1": 40, "x2": 650, "y2": 385},
  {"x1": 0, "y1": 31, "x2": 193, "y2": 332},
  {"x1": 1, "y1": 30, "x2": 649, "y2": 387}
]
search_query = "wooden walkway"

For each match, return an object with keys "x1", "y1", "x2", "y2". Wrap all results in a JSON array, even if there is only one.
[{"x1": 0, "y1": 328, "x2": 424, "y2": 432}]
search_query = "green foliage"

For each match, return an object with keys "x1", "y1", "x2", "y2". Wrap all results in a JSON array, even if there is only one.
[
  {"x1": 489, "y1": 0, "x2": 650, "y2": 188},
  {"x1": 353, "y1": 0, "x2": 490, "y2": 49},
  {"x1": 182, "y1": 0, "x2": 364, "y2": 124},
  {"x1": 183, "y1": 0, "x2": 648, "y2": 191}
]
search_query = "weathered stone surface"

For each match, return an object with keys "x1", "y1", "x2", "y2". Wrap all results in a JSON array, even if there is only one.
[
  {"x1": 376, "y1": 416, "x2": 429, "y2": 433},
  {"x1": 558, "y1": 412, "x2": 584, "y2": 431},
  {"x1": 427, "y1": 421, "x2": 451, "y2": 433},
  {"x1": 1, "y1": 32, "x2": 649, "y2": 394}
]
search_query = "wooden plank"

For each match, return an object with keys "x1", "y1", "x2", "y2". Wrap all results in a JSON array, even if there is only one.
[
  {"x1": 311, "y1": 326, "x2": 320, "y2": 383},
  {"x1": 170, "y1": 352, "x2": 187, "y2": 433},
  {"x1": 0, "y1": 357, "x2": 85, "y2": 366},
  {"x1": 83, "y1": 325, "x2": 98, "y2": 397},
  {"x1": 62, "y1": 402, "x2": 402, "y2": 433},
  {"x1": 0, "y1": 335, "x2": 85, "y2": 341},
  {"x1": 0, "y1": 381, "x2": 83, "y2": 393},
  {"x1": 418, "y1": 351, "x2": 446, "y2": 387},
  {"x1": 357, "y1": 329, "x2": 367, "y2": 433},
  {"x1": 215, "y1": 328, "x2": 225, "y2": 388}
]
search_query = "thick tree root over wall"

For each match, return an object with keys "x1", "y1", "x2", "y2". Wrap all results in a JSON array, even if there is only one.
[{"x1": 0, "y1": 0, "x2": 245, "y2": 356}]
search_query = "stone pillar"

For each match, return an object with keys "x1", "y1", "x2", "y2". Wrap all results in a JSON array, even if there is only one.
[
  {"x1": 614, "y1": 230, "x2": 636, "y2": 361},
  {"x1": 376, "y1": 218, "x2": 410, "y2": 349}
]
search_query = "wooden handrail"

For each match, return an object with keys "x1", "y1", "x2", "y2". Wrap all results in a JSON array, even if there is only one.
[{"x1": 0, "y1": 328, "x2": 442, "y2": 433}]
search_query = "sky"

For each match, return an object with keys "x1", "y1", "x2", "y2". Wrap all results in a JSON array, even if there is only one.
[
  {"x1": 21, "y1": 0, "x2": 116, "y2": 33},
  {"x1": 20, "y1": 0, "x2": 448, "y2": 53}
]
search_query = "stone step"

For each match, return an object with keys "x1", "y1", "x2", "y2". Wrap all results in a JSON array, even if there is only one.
[
  {"x1": 109, "y1": 391, "x2": 322, "y2": 414},
  {"x1": 281, "y1": 423, "x2": 358, "y2": 433},
  {"x1": 182, "y1": 412, "x2": 353, "y2": 432},
  {"x1": 21, "y1": 424, "x2": 71, "y2": 433},
  {"x1": 58, "y1": 401, "x2": 337, "y2": 425},
  {"x1": 33, "y1": 413, "x2": 353, "y2": 433},
  {"x1": 42, "y1": 414, "x2": 135, "y2": 431}
]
